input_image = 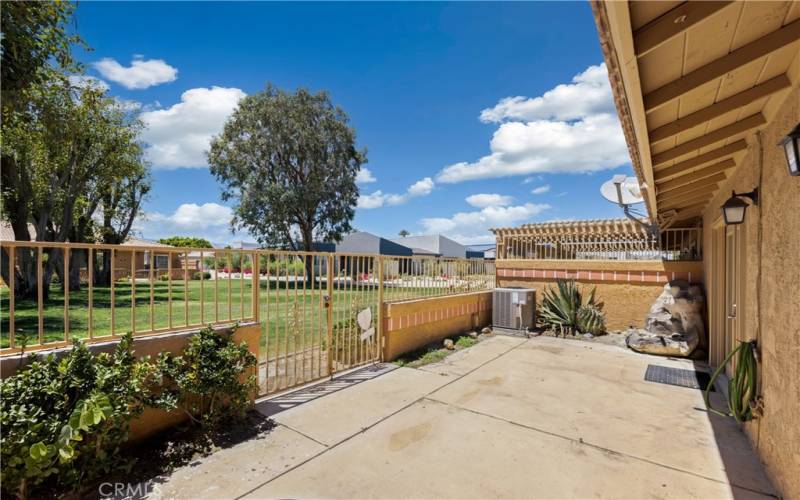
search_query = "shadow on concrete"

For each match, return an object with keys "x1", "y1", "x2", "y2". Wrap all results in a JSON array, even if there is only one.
[
  {"x1": 689, "y1": 359, "x2": 778, "y2": 499},
  {"x1": 255, "y1": 362, "x2": 398, "y2": 418}
]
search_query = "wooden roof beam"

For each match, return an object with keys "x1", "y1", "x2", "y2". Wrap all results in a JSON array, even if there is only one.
[
  {"x1": 651, "y1": 113, "x2": 765, "y2": 166},
  {"x1": 673, "y1": 202, "x2": 709, "y2": 221},
  {"x1": 654, "y1": 140, "x2": 747, "y2": 180},
  {"x1": 657, "y1": 168, "x2": 729, "y2": 195},
  {"x1": 634, "y1": 2, "x2": 733, "y2": 57},
  {"x1": 649, "y1": 74, "x2": 791, "y2": 143},
  {"x1": 660, "y1": 191, "x2": 713, "y2": 211},
  {"x1": 644, "y1": 18, "x2": 800, "y2": 112},
  {"x1": 657, "y1": 181, "x2": 720, "y2": 205}
]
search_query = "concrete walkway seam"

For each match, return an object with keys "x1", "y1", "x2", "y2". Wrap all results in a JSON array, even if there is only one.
[{"x1": 234, "y1": 337, "x2": 529, "y2": 499}]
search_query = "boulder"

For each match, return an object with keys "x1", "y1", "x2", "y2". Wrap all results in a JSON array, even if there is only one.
[
  {"x1": 443, "y1": 339, "x2": 455, "y2": 350},
  {"x1": 481, "y1": 327, "x2": 492, "y2": 335},
  {"x1": 468, "y1": 331, "x2": 479, "y2": 339},
  {"x1": 626, "y1": 280, "x2": 705, "y2": 357}
]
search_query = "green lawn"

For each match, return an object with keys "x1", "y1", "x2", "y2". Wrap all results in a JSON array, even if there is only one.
[
  {"x1": 1, "y1": 276, "x2": 489, "y2": 365},
  {"x1": 1, "y1": 278, "x2": 378, "y2": 351}
]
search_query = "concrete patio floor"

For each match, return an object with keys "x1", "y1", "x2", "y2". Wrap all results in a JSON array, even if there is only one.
[{"x1": 153, "y1": 335, "x2": 777, "y2": 499}]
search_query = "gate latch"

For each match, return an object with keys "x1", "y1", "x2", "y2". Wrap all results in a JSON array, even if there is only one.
[{"x1": 323, "y1": 295, "x2": 331, "y2": 308}]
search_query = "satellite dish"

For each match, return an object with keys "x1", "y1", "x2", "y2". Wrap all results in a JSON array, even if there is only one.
[
  {"x1": 600, "y1": 175, "x2": 644, "y2": 206},
  {"x1": 600, "y1": 174, "x2": 658, "y2": 235}
]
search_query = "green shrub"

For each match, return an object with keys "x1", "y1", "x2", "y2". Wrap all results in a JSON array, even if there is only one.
[
  {"x1": 0, "y1": 333, "x2": 160, "y2": 498},
  {"x1": 455, "y1": 336, "x2": 477, "y2": 349},
  {"x1": 539, "y1": 280, "x2": 605, "y2": 336},
  {"x1": 191, "y1": 271, "x2": 212, "y2": 280},
  {"x1": 157, "y1": 325, "x2": 257, "y2": 427}
]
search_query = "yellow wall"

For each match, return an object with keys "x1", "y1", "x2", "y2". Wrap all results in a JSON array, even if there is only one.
[
  {"x1": 382, "y1": 291, "x2": 492, "y2": 360},
  {"x1": 701, "y1": 87, "x2": 800, "y2": 499},
  {"x1": 496, "y1": 260, "x2": 704, "y2": 331}
]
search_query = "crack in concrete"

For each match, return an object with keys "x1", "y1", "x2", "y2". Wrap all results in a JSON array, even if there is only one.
[{"x1": 420, "y1": 397, "x2": 778, "y2": 499}]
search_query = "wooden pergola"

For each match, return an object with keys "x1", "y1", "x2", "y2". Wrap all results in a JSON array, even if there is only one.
[
  {"x1": 592, "y1": 1, "x2": 800, "y2": 228},
  {"x1": 491, "y1": 219, "x2": 701, "y2": 261}
]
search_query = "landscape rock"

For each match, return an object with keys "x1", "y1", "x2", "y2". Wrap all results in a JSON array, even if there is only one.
[
  {"x1": 443, "y1": 339, "x2": 455, "y2": 350},
  {"x1": 468, "y1": 331, "x2": 479, "y2": 339},
  {"x1": 481, "y1": 327, "x2": 492, "y2": 335},
  {"x1": 626, "y1": 280, "x2": 705, "y2": 357}
]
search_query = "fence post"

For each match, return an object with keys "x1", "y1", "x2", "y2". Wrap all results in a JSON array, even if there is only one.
[
  {"x1": 326, "y1": 254, "x2": 334, "y2": 377},
  {"x1": 377, "y1": 256, "x2": 385, "y2": 362},
  {"x1": 252, "y1": 251, "x2": 260, "y2": 322}
]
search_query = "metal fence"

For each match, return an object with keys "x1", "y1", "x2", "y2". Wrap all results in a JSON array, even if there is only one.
[
  {"x1": 0, "y1": 241, "x2": 494, "y2": 395},
  {"x1": 494, "y1": 226, "x2": 702, "y2": 262}
]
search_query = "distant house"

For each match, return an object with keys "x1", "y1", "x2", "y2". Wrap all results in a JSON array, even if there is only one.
[
  {"x1": 466, "y1": 244, "x2": 496, "y2": 260},
  {"x1": 330, "y1": 232, "x2": 413, "y2": 275},
  {"x1": 118, "y1": 238, "x2": 181, "y2": 279},
  {"x1": 390, "y1": 234, "x2": 467, "y2": 258},
  {"x1": 335, "y1": 232, "x2": 413, "y2": 257}
]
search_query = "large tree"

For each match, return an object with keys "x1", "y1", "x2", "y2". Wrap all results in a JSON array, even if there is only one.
[
  {"x1": 157, "y1": 236, "x2": 213, "y2": 248},
  {"x1": 1, "y1": 4, "x2": 150, "y2": 296},
  {"x1": 207, "y1": 85, "x2": 367, "y2": 254},
  {"x1": 1, "y1": 1, "x2": 82, "y2": 244},
  {"x1": 2, "y1": 81, "x2": 151, "y2": 295}
]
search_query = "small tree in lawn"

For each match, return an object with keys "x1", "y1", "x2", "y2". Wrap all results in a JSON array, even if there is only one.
[{"x1": 208, "y1": 85, "x2": 367, "y2": 270}]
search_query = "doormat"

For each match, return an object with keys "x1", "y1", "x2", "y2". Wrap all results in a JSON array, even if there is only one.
[{"x1": 644, "y1": 365, "x2": 714, "y2": 391}]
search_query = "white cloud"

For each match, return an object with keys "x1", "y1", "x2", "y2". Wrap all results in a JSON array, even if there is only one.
[
  {"x1": 420, "y1": 203, "x2": 550, "y2": 244},
  {"x1": 93, "y1": 56, "x2": 178, "y2": 90},
  {"x1": 407, "y1": 177, "x2": 434, "y2": 197},
  {"x1": 522, "y1": 175, "x2": 543, "y2": 184},
  {"x1": 465, "y1": 193, "x2": 514, "y2": 208},
  {"x1": 531, "y1": 184, "x2": 550, "y2": 195},
  {"x1": 357, "y1": 190, "x2": 388, "y2": 209},
  {"x1": 140, "y1": 86, "x2": 246, "y2": 169},
  {"x1": 137, "y1": 202, "x2": 239, "y2": 243},
  {"x1": 420, "y1": 203, "x2": 550, "y2": 245},
  {"x1": 356, "y1": 168, "x2": 377, "y2": 184},
  {"x1": 358, "y1": 177, "x2": 435, "y2": 209},
  {"x1": 114, "y1": 98, "x2": 142, "y2": 112},
  {"x1": 437, "y1": 63, "x2": 628, "y2": 183},
  {"x1": 68, "y1": 75, "x2": 109, "y2": 92},
  {"x1": 479, "y1": 64, "x2": 614, "y2": 123}
]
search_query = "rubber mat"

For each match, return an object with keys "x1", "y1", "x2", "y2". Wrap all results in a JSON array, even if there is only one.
[{"x1": 644, "y1": 364, "x2": 714, "y2": 391}]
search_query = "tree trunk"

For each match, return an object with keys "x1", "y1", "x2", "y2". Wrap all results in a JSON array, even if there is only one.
[
  {"x1": 94, "y1": 250, "x2": 112, "y2": 287},
  {"x1": 302, "y1": 228, "x2": 315, "y2": 285}
]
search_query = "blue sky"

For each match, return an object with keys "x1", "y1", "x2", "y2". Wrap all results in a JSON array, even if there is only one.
[{"x1": 72, "y1": 1, "x2": 633, "y2": 245}]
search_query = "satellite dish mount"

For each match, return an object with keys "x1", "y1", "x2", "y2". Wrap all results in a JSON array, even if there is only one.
[{"x1": 600, "y1": 175, "x2": 658, "y2": 235}]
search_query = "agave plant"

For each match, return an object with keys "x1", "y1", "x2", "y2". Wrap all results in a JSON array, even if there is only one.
[{"x1": 539, "y1": 280, "x2": 605, "y2": 336}]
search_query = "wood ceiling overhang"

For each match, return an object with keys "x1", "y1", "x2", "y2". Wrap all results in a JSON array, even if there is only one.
[{"x1": 592, "y1": 1, "x2": 800, "y2": 227}]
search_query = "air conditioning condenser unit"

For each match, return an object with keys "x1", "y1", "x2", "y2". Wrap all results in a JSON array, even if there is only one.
[{"x1": 493, "y1": 287, "x2": 536, "y2": 331}]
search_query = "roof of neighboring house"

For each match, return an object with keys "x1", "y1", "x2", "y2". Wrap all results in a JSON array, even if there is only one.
[
  {"x1": 334, "y1": 232, "x2": 413, "y2": 256},
  {"x1": 121, "y1": 237, "x2": 174, "y2": 248},
  {"x1": 389, "y1": 234, "x2": 466, "y2": 258},
  {"x1": 466, "y1": 244, "x2": 496, "y2": 252},
  {"x1": 408, "y1": 247, "x2": 440, "y2": 256},
  {"x1": 590, "y1": 0, "x2": 800, "y2": 227}
]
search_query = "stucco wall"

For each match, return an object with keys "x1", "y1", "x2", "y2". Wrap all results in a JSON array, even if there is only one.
[
  {"x1": 701, "y1": 87, "x2": 800, "y2": 499},
  {"x1": 496, "y1": 260, "x2": 704, "y2": 331},
  {"x1": 0, "y1": 323, "x2": 261, "y2": 442},
  {"x1": 382, "y1": 291, "x2": 492, "y2": 360}
]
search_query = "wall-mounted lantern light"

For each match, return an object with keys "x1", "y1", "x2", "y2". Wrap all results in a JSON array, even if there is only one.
[
  {"x1": 721, "y1": 189, "x2": 758, "y2": 225},
  {"x1": 779, "y1": 123, "x2": 800, "y2": 176}
]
